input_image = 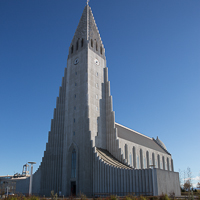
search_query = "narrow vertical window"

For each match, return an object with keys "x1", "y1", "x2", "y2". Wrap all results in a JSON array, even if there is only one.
[
  {"x1": 74, "y1": 118, "x2": 75, "y2": 123},
  {"x1": 81, "y1": 38, "x2": 84, "y2": 47},
  {"x1": 91, "y1": 39, "x2": 93, "y2": 47},
  {"x1": 71, "y1": 149, "x2": 76, "y2": 178},
  {"x1": 96, "y1": 41, "x2": 98, "y2": 51},
  {"x1": 100, "y1": 46, "x2": 103, "y2": 55},
  {"x1": 137, "y1": 155, "x2": 140, "y2": 169},
  {"x1": 125, "y1": 144, "x2": 128, "y2": 161},
  {"x1": 71, "y1": 45, "x2": 73, "y2": 54},
  {"x1": 162, "y1": 156, "x2": 165, "y2": 170},
  {"x1": 160, "y1": 161, "x2": 163, "y2": 169},
  {"x1": 167, "y1": 158, "x2": 170, "y2": 171},
  {"x1": 144, "y1": 157, "x2": 146, "y2": 169},
  {"x1": 133, "y1": 147, "x2": 136, "y2": 168},
  {"x1": 76, "y1": 40, "x2": 79, "y2": 50},
  {"x1": 158, "y1": 155, "x2": 160, "y2": 169},
  {"x1": 140, "y1": 149, "x2": 143, "y2": 169},
  {"x1": 146, "y1": 151, "x2": 149, "y2": 168},
  {"x1": 75, "y1": 94, "x2": 76, "y2": 98},
  {"x1": 129, "y1": 154, "x2": 132, "y2": 167},
  {"x1": 152, "y1": 152, "x2": 155, "y2": 167}
]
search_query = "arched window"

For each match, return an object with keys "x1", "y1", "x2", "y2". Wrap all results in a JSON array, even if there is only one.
[
  {"x1": 155, "y1": 160, "x2": 158, "y2": 168},
  {"x1": 71, "y1": 149, "x2": 76, "y2": 178},
  {"x1": 146, "y1": 151, "x2": 149, "y2": 168},
  {"x1": 167, "y1": 157, "x2": 170, "y2": 171},
  {"x1": 91, "y1": 39, "x2": 93, "y2": 47},
  {"x1": 152, "y1": 152, "x2": 155, "y2": 167},
  {"x1": 132, "y1": 147, "x2": 136, "y2": 168},
  {"x1": 137, "y1": 155, "x2": 140, "y2": 169},
  {"x1": 143, "y1": 157, "x2": 146, "y2": 169},
  {"x1": 157, "y1": 155, "x2": 160, "y2": 169},
  {"x1": 171, "y1": 159, "x2": 174, "y2": 171},
  {"x1": 81, "y1": 38, "x2": 84, "y2": 47},
  {"x1": 162, "y1": 156, "x2": 165, "y2": 170},
  {"x1": 71, "y1": 45, "x2": 73, "y2": 54},
  {"x1": 140, "y1": 149, "x2": 143, "y2": 169},
  {"x1": 125, "y1": 144, "x2": 128, "y2": 161},
  {"x1": 129, "y1": 153, "x2": 132, "y2": 167}
]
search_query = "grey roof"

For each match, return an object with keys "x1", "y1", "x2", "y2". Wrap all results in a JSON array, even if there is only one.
[
  {"x1": 96, "y1": 148, "x2": 132, "y2": 169},
  {"x1": 115, "y1": 123, "x2": 170, "y2": 155}
]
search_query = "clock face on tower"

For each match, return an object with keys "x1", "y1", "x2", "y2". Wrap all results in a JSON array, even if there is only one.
[
  {"x1": 74, "y1": 58, "x2": 79, "y2": 65},
  {"x1": 94, "y1": 58, "x2": 99, "y2": 65}
]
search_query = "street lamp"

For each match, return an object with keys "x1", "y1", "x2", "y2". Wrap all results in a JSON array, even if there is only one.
[{"x1": 28, "y1": 162, "x2": 36, "y2": 196}]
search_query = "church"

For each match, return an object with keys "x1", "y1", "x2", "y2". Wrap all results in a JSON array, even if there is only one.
[{"x1": 16, "y1": 3, "x2": 180, "y2": 197}]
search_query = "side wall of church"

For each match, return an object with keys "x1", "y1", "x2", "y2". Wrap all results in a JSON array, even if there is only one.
[
  {"x1": 118, "y1": 137, "x2": 173, "y2": 171},
  {"x1": 93, "y1": 151, "x2": 153, "y2": 196},
  {"x1": 92, "y1": 151, "x2": 180, "y2": 197}
]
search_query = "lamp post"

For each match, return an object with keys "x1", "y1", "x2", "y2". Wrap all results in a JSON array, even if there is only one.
[{"x1": 28, "y1": 162, "x2": 36, "y2": 196}]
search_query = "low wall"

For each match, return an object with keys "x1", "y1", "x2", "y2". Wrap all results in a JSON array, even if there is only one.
[
  {"x1": 155, "y1": 168, "x2": 181, "y2": 196},
  {"x1": 15, "y1": 168, "x2": 41, "y2": 195}
]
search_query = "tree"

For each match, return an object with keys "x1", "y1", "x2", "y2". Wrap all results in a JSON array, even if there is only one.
[
  {"x1": 182, "y1": 167, "x2": 192, "y2": 191},
  {"x1": 184, "y1": 180, "x2": 192, "y2": 191}
]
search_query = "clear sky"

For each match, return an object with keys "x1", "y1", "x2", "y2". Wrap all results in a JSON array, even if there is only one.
[{"x1": 0, "y1": 0, "x2": 199, "y2": 187}]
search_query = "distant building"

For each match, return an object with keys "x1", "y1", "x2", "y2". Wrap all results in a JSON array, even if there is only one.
[
  {"x1": 0, "y1": 164, "x2": 30, "y2": 195},
  {"x1": 15, "y1": 4, "x2": 180, "y2": 197}
]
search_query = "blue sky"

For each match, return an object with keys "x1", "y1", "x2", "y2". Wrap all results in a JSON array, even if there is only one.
[{"x1": 0, "y1": 0, "x2": 199, "y2": 187}]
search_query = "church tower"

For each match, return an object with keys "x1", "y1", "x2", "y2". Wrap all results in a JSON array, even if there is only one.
[
  {"x1": 39, "y1": 4, "x2": 116, "y2": 196},
  {"x1": 16, "y1": 3, "x2": 180, "y2": 197}
]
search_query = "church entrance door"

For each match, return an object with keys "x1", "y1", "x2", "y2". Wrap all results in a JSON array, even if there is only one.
[{"x1": 71, "y1": 181, "x2": 76, "y2": 196}]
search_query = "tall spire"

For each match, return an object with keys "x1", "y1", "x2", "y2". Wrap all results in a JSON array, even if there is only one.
[{"x1": 69, "y1": 4, "x2": 103, "y2": 50}]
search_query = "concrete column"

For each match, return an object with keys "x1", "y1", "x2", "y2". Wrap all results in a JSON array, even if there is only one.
[
  {"x1": 135, "y1": 169, "x2": 139, "y2": 194},
  {"x1": 117, "y1": 168, "x2": 120, "y2": 196},
  {"x1": 145, "y1": 169, "x2": 149, "y2": 194},
  {"x1": 99, "y1": 160, "x2": 102, "y2": 193},
  {"x1": 138, "y1": 170, "x2": 142, "y2": 194}
]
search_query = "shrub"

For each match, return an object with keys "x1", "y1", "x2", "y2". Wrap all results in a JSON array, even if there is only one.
[
  {"x1": 159, "y1": 194, "x2": 170, "y2": 200},
  {"x1": 125, "y1": 194, "x2": 137, "y2": 200},
  {"x1": 79, "y1": 192, "x2": 87, "y2": 200},
  {"x1": 148, "y1": 196, "x2": 159, "y2": 200},
  {"x1": 50, "y1": 190, "x2": 57, "y2": 200},
  {"x1": 109, "y1": 195, "x2": 118, "y2": 200},
  {"x1": 138, "y1": 196, "x2": 146, "y2": 200},
  {"x1": 29, "y1": 196, "x2": 39, "y2": 200}
]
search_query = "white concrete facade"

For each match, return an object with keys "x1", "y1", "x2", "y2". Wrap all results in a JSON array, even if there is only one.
[{"x1": 15, "y1": 4, "x2": 180, "y2": 197}]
